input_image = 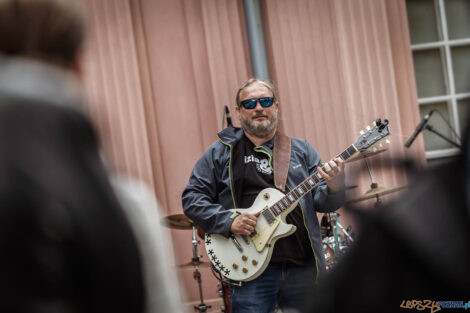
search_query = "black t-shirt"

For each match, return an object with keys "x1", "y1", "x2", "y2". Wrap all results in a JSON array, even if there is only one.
[{"x1": 238, "y1": 134, "x2": 314, "y2": 265}]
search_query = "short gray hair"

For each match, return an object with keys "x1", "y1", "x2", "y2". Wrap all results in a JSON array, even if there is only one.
[{"x1": 236, "y1": 78, "x2": 277, "y2": 107}]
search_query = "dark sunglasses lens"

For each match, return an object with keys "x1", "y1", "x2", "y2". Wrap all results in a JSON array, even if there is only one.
[
  {"x1": 241, "y1": 99, "x2": 257, "y2": 109},
  {"x1": 259, "y1": 97, "x2": 274, "y2": 107}
]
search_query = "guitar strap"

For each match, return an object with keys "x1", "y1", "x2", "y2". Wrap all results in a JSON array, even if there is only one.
[{"x1": 273, "y1": 132, "x2": 291, "y2": 192}]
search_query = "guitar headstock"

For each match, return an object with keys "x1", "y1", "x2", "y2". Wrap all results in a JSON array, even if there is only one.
[{"x1": 353, "y1": 118, "x2": 391, "y2": 152}]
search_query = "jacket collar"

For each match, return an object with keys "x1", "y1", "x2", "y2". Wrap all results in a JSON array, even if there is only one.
[
  {"x1": 217, "y1": 126, "x2": 245, "y2": 146},
  {"x1": 218, "y1": 126, "x2": 275, "y2": 150},
  {"x1": 0, "y1": 55, "x2": 83, "y2": 110}
]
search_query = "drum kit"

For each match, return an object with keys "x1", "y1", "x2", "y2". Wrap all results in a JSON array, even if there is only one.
[
  {"x1": 161, "y1": 214, "x2": 230, "y2": 313},
  {"x1": 321, "y1": 147, "x2": 408, "y2": 270}
]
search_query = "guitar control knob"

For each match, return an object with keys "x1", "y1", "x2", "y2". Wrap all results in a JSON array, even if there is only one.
[
  {"x1": 252, "y1": 259, "x2": 258, "y2": 266},
  {"x1": 242, "y1": 255, "x2": 248, "y2": 261},
  {"x1": 232, "y1": 263, "x2": 238, "y2": 269},
  {"x1": 242, "y1": 268, "x2": 248, "y2": 273}
]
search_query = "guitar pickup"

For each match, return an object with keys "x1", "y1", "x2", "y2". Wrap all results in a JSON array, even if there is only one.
[{"x1": 230, "y1": 235, "x2": 243, "y2": 252}]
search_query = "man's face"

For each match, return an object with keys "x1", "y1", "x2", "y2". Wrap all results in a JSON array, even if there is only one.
[{"x1": 237, "y1": 82, "x2": 278, "y2": 139}]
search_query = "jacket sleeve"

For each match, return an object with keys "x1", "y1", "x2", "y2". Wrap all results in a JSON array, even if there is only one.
[
  {"x1": 181, "y1": 143, "x2": 235, "y2": 238},
  {"x1": 304, "y1": 140, "x2": 345, "y2": 213}
]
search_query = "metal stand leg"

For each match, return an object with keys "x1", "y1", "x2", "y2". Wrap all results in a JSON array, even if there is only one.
[
  {"x1": 363, "y1": 155, "x2": 382, "y2": 208},
  {"x1": 191, "y1": 226, "x2": 211, "y2": 313}
]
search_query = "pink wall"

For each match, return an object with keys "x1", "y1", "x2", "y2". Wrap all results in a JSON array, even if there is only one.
[{"x1": 80, "y1": 0, "x2": 423, "y2": 311}]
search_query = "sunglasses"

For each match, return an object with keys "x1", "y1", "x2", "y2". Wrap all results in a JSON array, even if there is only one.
[{"x1": 239, "y1": 97, "x2": 274, "y2": 109}]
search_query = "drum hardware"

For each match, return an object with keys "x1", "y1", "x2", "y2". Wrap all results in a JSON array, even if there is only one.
[
  {"x1": 344, "y1": 146, "x2": 386, "y2": 207},
  {"x1": 345, "y1": 148, "x2": 388, "y2": 163},
  {"x1": 345, "y1": 145, "x2": 406, "y2": 207},
  {"x1": 217, "y1": 274, "x2": 231, "y2": 313},
  {"x1": 161, "y1": 213, "x2": 206, "y2": 239},
  {"x1": 161, "y1": 213, "x2": 194, "y2": 229},
  {"x1": 161, "y1": 214, "x2": 211, "y2": 312},
  {"x1": 330, "y1": 212, "x2": 354, "y2": 244},
  {"x1": 321, "y1": 212, "x2": 355, "y2": 270},
  {"x1": 346, "y1": 185, "x2": 408, "y2": 204},
  {"x1": 190, "y1": 225, "x2": 211, "y2": 313},
  {"x1": 176, "y1": 260, "x2": 211, "y2": 271},
  {"x1": 330, "y1": 212, "x2": 354, "y2": 243}
]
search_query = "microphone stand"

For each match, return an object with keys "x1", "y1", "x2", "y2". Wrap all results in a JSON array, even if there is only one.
[{"x1": 425, "y1": 124, "x2": 462, "y2": 149}]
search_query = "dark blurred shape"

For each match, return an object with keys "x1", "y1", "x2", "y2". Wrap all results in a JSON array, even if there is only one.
[
  {"x1": 0, "y1": 86, "x2": 145, "y2": 313},
  {"x1": 0, "y1": 0, "x2": 85, "y2": 69},
  {"x1": 0, "y1": 0, "x2": 145, "y2": 312},
  {"x1": 310, "y1": 130, "x2": 470, "y2": 312}
]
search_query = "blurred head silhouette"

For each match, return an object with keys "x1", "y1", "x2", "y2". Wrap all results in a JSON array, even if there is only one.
[
  {"x1": 0, "y1": 0, "x2": 85, "y2": 72},
  {"x1": 0, "y1": 1, "x2": 145, "y2": 312}
]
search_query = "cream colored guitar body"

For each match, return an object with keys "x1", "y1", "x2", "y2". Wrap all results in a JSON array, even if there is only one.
[{"x1": 205, "y1": 187, "x2": 298, "y2": 282}]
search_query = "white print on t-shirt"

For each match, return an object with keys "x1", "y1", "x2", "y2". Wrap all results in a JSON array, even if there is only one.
[{"x1": 245, "y1": 155, "x2": 273, "y2": 175}]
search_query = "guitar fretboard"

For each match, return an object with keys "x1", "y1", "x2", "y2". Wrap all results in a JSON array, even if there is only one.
[{"x1": 261, "y1": 144, "x2": 357, "y2": 222}]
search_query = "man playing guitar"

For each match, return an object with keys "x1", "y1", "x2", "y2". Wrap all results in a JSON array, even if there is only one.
[{"x1": 182, "y1": 78, "x2": 345, "y2": 313}]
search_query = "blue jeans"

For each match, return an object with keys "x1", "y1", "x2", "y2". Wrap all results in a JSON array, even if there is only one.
[{"x1": 230, "y1": 262, "x2": 317, "y2": 313}]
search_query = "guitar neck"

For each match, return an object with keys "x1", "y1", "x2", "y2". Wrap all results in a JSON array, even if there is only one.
[{"x1": 263, "y1": 144, "x2": 357, "y2": 219}]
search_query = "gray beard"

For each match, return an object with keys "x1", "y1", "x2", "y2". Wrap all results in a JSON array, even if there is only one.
[{"x1": 240, "y1": 114, "x2": 278, "y2": 139}]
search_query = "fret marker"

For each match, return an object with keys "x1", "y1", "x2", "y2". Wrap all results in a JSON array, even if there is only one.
[
  {"x1": 298, "y1": 187, "x2": 304, "y2": 194},
  {"x1": 308, "y1": 179, "x2": 314, "y2": 185},
  {"x1": 288, "y1": 195, "x2": 294, "y2": 201},
  {"x1": 316, "y1": 173, "x2": 322, "y2": 179}
]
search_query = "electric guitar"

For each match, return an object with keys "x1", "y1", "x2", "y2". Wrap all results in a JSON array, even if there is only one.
[{"x1": 205, "y1": 118, "x2": 391, "y2": 282}]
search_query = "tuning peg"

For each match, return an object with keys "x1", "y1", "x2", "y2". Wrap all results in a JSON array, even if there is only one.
[
  {"x1": 379, "y1": 143, "x2": 383, "y2": 148},
  {"x1": 372, "y1": 147, "x2": 377, "y2": 152},
  {"x1": 372, "y1": 121, "x2": 376, "y2": 126},
  {"x1": 360, "y1": 130, "x2": 365, "y2": 135},
  {"x1": 386, "y1": 139, "x2": 390, "y2": 144},
  {"x1": 366, "y1": 126, "x2": 371, "y2": 131}
]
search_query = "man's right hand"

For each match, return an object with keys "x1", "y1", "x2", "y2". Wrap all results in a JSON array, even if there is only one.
[{"x1": 230, "y1": 212, "x2": 259, "y2": 236}]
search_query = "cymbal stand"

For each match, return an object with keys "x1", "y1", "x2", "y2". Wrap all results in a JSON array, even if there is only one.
[
  {"x1": 191, "y1": 226, "x2": 211, "y2": 313},
  {"x1": 330, "y1": 213, "x2": 354, "y2": 243},
  {"x1": 362, "y1": 155, "x2": 381, "y2": 208}
]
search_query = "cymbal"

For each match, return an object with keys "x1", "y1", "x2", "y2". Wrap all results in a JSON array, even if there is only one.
[
  {"x1": 346, "y1": 185, "x2": 407, "y2": 203},
  {"x1": 176, "y1": 260, "x2": 211, "y2": 270},
  {"x1": 346, "y1": 148, "x2": 388, "y2": 163},
  {"x1": 160, "y1": 214, "x2": 194, "y2": 230}
]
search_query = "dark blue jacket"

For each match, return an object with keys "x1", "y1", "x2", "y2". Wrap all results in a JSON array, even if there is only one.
[{"x1": 182, "y1": 127, "x2": 345, "y2": 274}]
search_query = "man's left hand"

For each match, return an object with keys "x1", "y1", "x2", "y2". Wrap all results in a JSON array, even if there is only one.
[{"x1": 318, "y1": 157, "x2": 345, "y2": 193}]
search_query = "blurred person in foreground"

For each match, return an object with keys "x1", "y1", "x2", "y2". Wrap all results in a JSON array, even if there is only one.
[
  {"x1": 310, "y1": 125, "x2": 470, "y2": 312},
  {"x1": 0, "y1": 0, "x2": 182, "y2": 312}
]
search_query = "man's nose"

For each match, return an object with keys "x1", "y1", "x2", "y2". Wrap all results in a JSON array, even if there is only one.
[{"x1": 253, "y1": 100, "x2": 264, "y2": 110}]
